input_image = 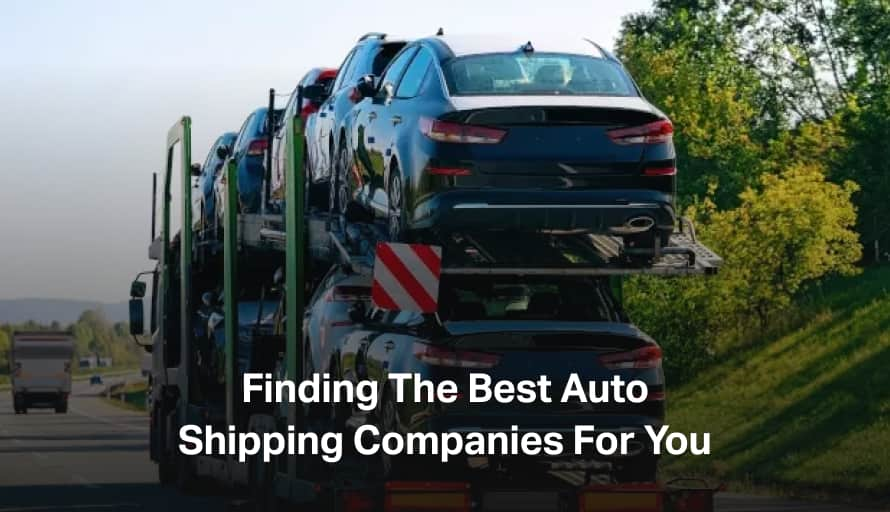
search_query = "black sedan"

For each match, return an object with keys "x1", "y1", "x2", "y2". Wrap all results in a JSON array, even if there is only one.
[
  {"x1": 338, "y1": 274, "x2": 665, "y2": 482},
  {"x1": 344, "y1": 34, "x2": 677, "y2": 252}
]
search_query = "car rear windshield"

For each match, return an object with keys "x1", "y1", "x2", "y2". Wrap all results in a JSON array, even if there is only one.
[
  {"x1": 444, "y1": 52, "x2": 637, "y2": 96},
  {"x1": 439, "y1": 276, "x2": 622, "y2": 322}
]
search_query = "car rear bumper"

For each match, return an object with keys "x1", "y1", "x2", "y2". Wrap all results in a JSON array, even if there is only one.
[
  {"x1": 410, "y1": 189, "x2": 675, "y2": 235},
  {"x1": 420, "y1": 412, "x2": 663, "y2": 460}
]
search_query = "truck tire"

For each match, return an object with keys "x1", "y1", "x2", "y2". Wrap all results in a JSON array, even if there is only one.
[
  {"x1": 55, "y1": 399, "x2": 68, "y2": 414},
  {"x1": 175, "y1": 447, "x2": 200, "y2": 493},
  {"x1": 152, "y1": 406, "x2": 176, "y2": 485}
]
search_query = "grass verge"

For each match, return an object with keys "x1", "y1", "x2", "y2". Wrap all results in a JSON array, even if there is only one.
[
  {"x1": 102, "y1": 381, "x2": 148, "y2": 412},
  {"x1": 663, "y1": 265, "x2": 890, "y2": 503}
]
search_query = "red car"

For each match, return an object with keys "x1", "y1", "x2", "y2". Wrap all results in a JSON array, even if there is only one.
[{"x1": 270, "y1": 67, "x2": 338, "y2": 211}]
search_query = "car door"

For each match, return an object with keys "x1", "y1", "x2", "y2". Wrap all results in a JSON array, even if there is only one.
[
  {"x1": 192, "y1": 142, "x2": 217, "y2": 230},
  {"x1": 363, "y1": 311, "x2": 425, "y2": 427},
  {"x1": 217, "y1": 115, "x2": 253, "y2": 221},
  {"x1": 313, "y1": 49, "x2": 358, "y2": 182},
  {"x1": 359, "y1": 46, "x2": 418, "y2": 215},
  {"x1": 272, "y1": 85, "x2": 300, "y2": 202},
  {"x1": 379, "y1": 48, "x2": 436, "y2": 217}
]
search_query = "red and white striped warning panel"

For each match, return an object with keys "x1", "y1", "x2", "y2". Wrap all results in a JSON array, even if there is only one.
[{"x1": 372, "y1": 242, "x2": 442, "y2": 313}]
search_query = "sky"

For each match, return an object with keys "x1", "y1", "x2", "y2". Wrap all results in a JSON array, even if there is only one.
[{"x1": 0, "y1": 0, "x2": 652, "y2": 303}]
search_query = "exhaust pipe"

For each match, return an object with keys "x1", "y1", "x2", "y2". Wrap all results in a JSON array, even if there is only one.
[{"x1": 609, "y1": 216, "x2": 656, "y2": 235}]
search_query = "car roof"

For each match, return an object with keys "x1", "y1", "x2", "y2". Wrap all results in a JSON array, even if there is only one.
[
  {"x1": 431, "y1": 34, "x2": 607, "y2": 59},
  {"x1": 356, "y1": 32, "x2": 411, "y2": 45}
]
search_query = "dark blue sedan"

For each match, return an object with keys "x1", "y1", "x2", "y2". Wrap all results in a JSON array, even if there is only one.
[
  {"x1": 215, "y1": 107, "x2": 281, "y2": 221},
  {"x1": 192, "y1": 132, "x2": 236, "y2": 234},
  {"x1": 345, "y1": 34, "x2": 677, "y2": 253},
  {"x1": 337, "y1": 274, "x2": 665, "y2": 483}
]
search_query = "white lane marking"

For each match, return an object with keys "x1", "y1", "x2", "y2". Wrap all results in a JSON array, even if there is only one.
[
  {"x1": 71, "y1": 474, "x2": 100, "y2": 489},
  {"x1": 69, "y1": 404, "x2": 149, "y2": 433}
]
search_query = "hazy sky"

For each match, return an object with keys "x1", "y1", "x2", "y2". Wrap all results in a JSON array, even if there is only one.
[{"x1": 0, "y1": 0, "x2": 652, "y2": 302}]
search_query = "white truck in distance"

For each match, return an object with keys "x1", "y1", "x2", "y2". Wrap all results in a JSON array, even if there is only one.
[{"x1": 10, "y1": 331, "x2": 75, "y2": 414}]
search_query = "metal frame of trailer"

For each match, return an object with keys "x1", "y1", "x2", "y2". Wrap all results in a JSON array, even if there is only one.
[{"x1": 147, "y1": 83, "x2": 720, "y2": 509}]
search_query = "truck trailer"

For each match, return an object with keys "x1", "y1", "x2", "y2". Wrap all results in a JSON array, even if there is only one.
[
  {"x1": 10, "y1": 331, "x2": 75, "y2": 414},
  {"x1": 129, "y1": 88, "x2": 722, "y2": 510}
]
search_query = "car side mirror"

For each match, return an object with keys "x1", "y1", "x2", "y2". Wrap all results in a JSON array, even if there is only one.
[
  {"x1": 357, "y1": 75, "x2": 377, "y2": 99},
  {"x1": 190, "y1": 163, "x2": 202, "y2": 177},
  {"x1": 130, "y1": 280, "x2": 147, "y2": 299},
  {"x1": 216, "y1": 145, "x2": 230, "y2": 160},
  {"x1": 348, "y1": 302, "x2": 366, "y2": 324},
  {"x1": 129, "y1": 298, "x2": 144, "y2": 336},
  {"x1": 302, "y1": 83, "x2": 329, "y2": 104}
]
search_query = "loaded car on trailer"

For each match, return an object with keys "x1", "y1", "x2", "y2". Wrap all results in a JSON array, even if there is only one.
[
  {"x1": 343, "y1": 34, "x2": 677, "y2": 256},
  {"x1": 305, "y1": 33, "x2": 409, "y2": 214}
]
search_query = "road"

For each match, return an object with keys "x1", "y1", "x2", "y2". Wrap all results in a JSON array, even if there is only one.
[
  {"x1": 0, "y1": 376, "x2": 225, "y2": 512},
  {"x1": 0, "y1": 378, "x2": 882, "y2": 511}
]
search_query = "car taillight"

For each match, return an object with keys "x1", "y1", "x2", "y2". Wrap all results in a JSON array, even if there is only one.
[
  {"x1": 643, "y1": 166, "x2": 676, "y2": 176},
  {"x1": 427, "y1": 166, "x2": 472, "y2": 177},
  {"x1": 607, "y1": 119, "x2": 673, "y2": 145},
  {"x1": 247, "y1": 139, "x2": 268, "y2": 156},
  {"x1": 325, "y1": 285, "x2": 371, "y2": 302},
  {"x1": 599, "y1": 345, "x2": 663, "y2": 370},
  {"x1": 413, "y1": 343, "x2": 500, "y2": 369},
  {"x1": 420, "y1": 117, "x2": 505, "y2": 144}
]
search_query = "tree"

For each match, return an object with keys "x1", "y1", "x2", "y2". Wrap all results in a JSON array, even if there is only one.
[
  {"x1": 617, "y1": 5, "x2": 768, "y2": 208},
  {"x1": 625, "y1": 161, "x2": 861, "y2": 382},
  {"x1": 0, "y1": 330, "x2": 10, "y2": 371}
]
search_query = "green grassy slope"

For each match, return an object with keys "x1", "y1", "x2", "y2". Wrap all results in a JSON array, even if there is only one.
[{"x1": 664, "y1": 266, "x2": 890, "y2": 496}]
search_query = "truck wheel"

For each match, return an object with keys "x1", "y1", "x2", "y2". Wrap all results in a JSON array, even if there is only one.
[
  {"x1": 158, "y1": 457, "x2": 176, "y2": 485},
  {"x1": 55, "y1": 401, "x2": 68, "y2": 414},
  {"x1": 153, "y1": 407, "x2": 176, "y2": 485},
  {"x1": 175, "y1": 447, "x2": 199, "y2": 493}
]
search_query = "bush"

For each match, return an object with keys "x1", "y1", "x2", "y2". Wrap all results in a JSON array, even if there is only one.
[{"x1": 625, "y1": 165, "x2": 861, "y2": 383}]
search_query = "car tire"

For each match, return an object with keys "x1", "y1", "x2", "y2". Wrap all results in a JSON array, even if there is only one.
[
  {"x1": 387, "y1": 164, "x2": 407, "y2": 242},
  {"x1": 334, "y1": 143, "x2": 351, "y2": 232},
  {"x1": 373, "y1": 386, "x2": 411, "y2": 480}
]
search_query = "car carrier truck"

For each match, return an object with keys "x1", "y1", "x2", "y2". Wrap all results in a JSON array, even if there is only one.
[
  {"x1": 10, "y1": 331, "x2": 75, "y2": 414},
  {"x1": 128, "y1": 86, "x2": 723, "y2": 510}
]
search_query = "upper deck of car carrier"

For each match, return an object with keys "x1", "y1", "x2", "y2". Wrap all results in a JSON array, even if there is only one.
[{"x1": 235, "y1": 211, "x2": 722, "y2": 277}]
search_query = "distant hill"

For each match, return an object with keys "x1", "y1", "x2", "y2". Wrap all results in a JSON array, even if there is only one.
[{"x1": 0, "y1": 299, "x2": 129, "y2": 325}]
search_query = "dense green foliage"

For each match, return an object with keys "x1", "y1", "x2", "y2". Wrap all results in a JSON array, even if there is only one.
[
  {"x1": 0, "y1": 310, "x2": 140, "y2": 372},
  {"x1": 616, "y1": 0, "x2": 889, "y2": 382}
]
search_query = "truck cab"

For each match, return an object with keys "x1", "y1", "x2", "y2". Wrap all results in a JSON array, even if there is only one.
[{"x1": 11, "y1": 331, "x2": 75, "y2": 414}]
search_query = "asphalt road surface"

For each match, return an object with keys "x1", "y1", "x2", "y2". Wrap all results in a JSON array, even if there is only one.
[
  {"x1": 0, "y1": 378, "x2": 882, "y2": 512},
  {"x1": 0, "y1": 376, "x2": 226, "y2": 512}
]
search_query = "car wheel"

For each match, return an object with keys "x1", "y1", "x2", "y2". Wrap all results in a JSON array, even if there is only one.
[
  {"x1": 374, "y1": 386, "x2": 412, "y2": 480},
  {"x1": 336, "y1": 144, "x2": 351, "y2": 229},
  {"x1": 387, "y1": 165, "x2": 407, "y2": 242}
]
